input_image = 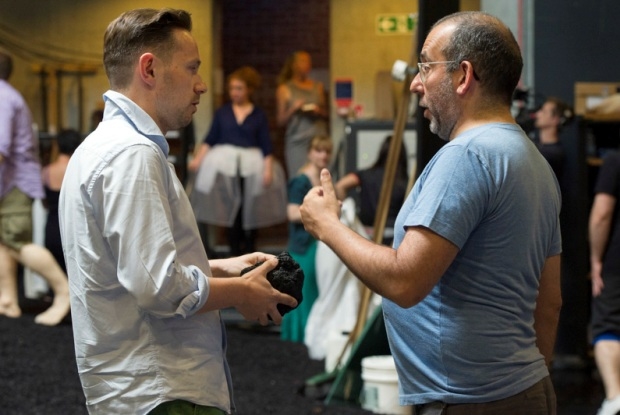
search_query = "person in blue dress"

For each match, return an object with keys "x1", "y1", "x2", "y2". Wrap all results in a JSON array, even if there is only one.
[{"x1": 190, "y1": 66, "x2": 287, "y2": 255}]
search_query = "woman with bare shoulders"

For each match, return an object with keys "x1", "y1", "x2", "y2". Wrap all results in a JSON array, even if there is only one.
[
  {"x1": 276, "y1": 51, "x2": 328, "y2": 177},
  {"x1": 282, "y1": 135, "x2": 333, "y2": 343},
  {"x1": 41, "y1": 129, "x2": 81, "y2": 272}
]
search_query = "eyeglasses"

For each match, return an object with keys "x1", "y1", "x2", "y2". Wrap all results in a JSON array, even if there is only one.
[{"x1": 417, "y1": 61, "x2": 457, "y2": 83}]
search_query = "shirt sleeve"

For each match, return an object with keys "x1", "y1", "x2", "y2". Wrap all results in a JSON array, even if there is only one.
[
  {"x1": 95, "y1": 143, "x2": 208, "y2": 318},
  {"x1": 288, "y1": 175, "x2": 310, "y2": 205},
  {"x1": 595, "y1": 151, "x2": 620, "y2": 197},
  {"x1": 204, "y1": 108, "x2": 224, "y2": 147},
  {"x1": 0, "y1": 94, "x2": 14, "y2": 156},
  {"x1": 407, "y1": 145, "x2": 491, "y2": 249}
]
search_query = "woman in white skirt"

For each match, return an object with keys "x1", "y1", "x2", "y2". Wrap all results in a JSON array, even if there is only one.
[{"x1": 189, "y1": 66, "x2": 287, "y2": 255}]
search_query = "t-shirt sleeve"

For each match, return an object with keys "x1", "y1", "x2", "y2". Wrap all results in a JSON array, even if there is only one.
[
  {"x1": 405, "y1": 145, "x2": 491, "y2": 249},
  {"x1": 595, "y1": 151, "x2": 620, "y2": 197},
  {"x1": 288, "y1": 175, "x2": 309, "y2": 205}
]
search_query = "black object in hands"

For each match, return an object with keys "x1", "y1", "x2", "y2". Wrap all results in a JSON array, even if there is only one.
[{"x1": 240, "y1": 251, "x2": 304, "y2": 316}]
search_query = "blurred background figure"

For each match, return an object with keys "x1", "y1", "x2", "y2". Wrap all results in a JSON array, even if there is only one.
[
  {"x1": 89, "y1": 108, "x2": 104, "y2": 133},
  {"x1": 335, "y1": 135, "x2": 408, "y2": 245},
  {"x1": 190, "y1": 66, "x2": 287, "y2": 256},
  {"x1": 534, "y1": 96, "x2": 574, "y2": 184},
  {"x1": 276, "y1": 51, "x2": 328, "y2": 177},
  {"x1": 282, "y1": 135, "x2": 332, "y2": 343},
  {"x1": 41, "y1": 129, "x2": 82, "y2": 272},
  {"x1": 589, "y1": 150, "x2": 620, "y2": 415},
  {"x1": 0, "y1": 50, "x2": 69, "y2": 326}
]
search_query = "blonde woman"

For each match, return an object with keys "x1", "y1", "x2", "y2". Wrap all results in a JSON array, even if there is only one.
[{"x1": 282, "y1": 135, "x2": 332, "y2": 343}]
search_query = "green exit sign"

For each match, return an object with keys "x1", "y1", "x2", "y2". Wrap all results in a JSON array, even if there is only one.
[{"x1": 376, "y1": 13, "x2": 417, "y2": 35}]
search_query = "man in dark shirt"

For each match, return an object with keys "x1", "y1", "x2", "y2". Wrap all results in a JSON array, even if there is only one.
[{"x1": 589, "y1": 151, "x2": 620, "y2": 415}]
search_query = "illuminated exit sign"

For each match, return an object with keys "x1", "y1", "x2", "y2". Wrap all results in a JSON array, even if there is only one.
[{"x1": 376, "y1": 13, "x2": 417, "y2": 35}]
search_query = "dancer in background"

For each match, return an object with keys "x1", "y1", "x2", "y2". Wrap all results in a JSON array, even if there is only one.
[
  {"x1": 282, "y1": 135, "x2": 332, "y2": 343},
  {"x1": 335, "y1": 135, "x2": 408, "y2": 245},
  {"x1": 534, "y1": 96, "x2": 573, "y2": 184},
  {"x1": 589, "y1": 150, "x2": 620, "y2": 415},
  {"x1": 190, "y1": 66, "x2": 286, "y2": 256},
  {"x1": 41, "y1": 129, "x2": 81, "y2": 272},
  {"x1": 0, "y1": 50, "x2": 70, "y2": 326},
  {"x1": 276, "y1": 51, "x2": 328, "y2": 177}
]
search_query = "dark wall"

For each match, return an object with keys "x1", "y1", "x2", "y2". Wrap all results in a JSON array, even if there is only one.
[
  {"x1": 414, "y1": 0, "x2": 459, "y2": 176},
  {"x1": 220, "y1": 0, "x2": 330, "y2": 162},
  {"x1": 534, "y1": 0, "x2": 620, "y2": 357},
  {"x1": 534, "y1": 0, "x2": 620, "y2": 103}
]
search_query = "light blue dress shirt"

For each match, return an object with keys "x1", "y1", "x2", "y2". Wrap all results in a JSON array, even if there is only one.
[{"x1": 59, "y1": 91, "x2": 233, "y2": 414}]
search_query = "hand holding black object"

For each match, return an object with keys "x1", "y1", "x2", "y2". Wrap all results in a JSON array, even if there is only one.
[{"x1": 240, "y1": 251, "x2": 304, "y2": 316}]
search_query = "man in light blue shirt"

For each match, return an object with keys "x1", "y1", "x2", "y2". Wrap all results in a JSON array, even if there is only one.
[
  {"x1": 301, "y1": 11, "x2": 561, "y2": 415},
  {"x1": 59, "y1": 9, "x2": 296, "y2": 415}
]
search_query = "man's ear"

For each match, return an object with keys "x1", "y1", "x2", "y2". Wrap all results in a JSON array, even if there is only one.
[
  {"x1": 455, "y1": 60, "x2": 476, "y2": 95},
  {"x1": 138, "y1": 52, "x2": 157, "y2": 87}
]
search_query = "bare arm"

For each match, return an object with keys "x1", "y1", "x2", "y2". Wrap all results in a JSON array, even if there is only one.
[
  {"x1": 314, "y1": 81, "x2": 328, "y2": 118},
  {"x1": 300, "y1": 168, "x2": 459, "y2": 307},
  {"x1": 204, "y1": 254, "x2": 298, "y2": 325},
  {"x1": 589, "y1": 193, "x2": 616, "y2": 296},
  {"x1": 335, "y1": 173, "x2": 360, "y2": 200},
  {"x1": 533, "y1": 254, "x2": 562, "y2": 367},
  {"x1": 187, "y1": 143, "x2": 210, "y2": 172},
  {"x1": 276, "y1": 84, "x2": 303, "y2": 127},
  {"x1": 287, "y1": 203, "x2": 301, "y2": 223},
  {"x1": 209, "y1": 252, "x2": 273, "y2": 278},
  {"x1": 263, "y1": 154, "x2": 274, "y2": 187}
]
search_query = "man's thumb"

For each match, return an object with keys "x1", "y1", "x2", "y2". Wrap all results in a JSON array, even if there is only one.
[{"x1": 320, "y1": 168, "x2": 335, "y2": 196}]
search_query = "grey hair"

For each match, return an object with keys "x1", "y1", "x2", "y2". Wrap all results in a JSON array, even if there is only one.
[{"x1": 434, "y1": 11, "x2": 523, "y2": 106}]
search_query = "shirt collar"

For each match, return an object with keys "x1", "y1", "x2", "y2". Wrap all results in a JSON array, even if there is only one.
[{"x1": 102, "y1": 90, "x2": 170, "y2": 157}]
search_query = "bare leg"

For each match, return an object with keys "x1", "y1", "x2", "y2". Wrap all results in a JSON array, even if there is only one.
[
  {"x1": 0, "y1": 244, "x2": 21, "y2": 318},
  {"x1": 14, "y1": 243, "x2": 70, "y2": 326},
  {"x1": 595, "y1": 340, "x2": 620, "y2": 415}
]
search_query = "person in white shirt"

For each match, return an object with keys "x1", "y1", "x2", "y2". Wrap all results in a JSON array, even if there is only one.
[{"x1": 59, "y1": 8, "x2": 296, "y2": 415}]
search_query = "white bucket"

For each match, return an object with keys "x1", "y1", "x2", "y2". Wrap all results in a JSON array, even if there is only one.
[{"x1": 360, "y1": 355, "x2": 411, "y2": 415}]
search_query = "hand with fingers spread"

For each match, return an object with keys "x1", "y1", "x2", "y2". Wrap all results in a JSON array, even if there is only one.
[{"x1": 299, "y1": 168, "x2": 342, "y2": 241}]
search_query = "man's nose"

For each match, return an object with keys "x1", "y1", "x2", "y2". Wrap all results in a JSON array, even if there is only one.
[
  {"x1": 196, "y1": 79, "x2": 208, "y2": 95},
  {"x1": 410, "y1": 73, "x2": 423, "y2": 94}
]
